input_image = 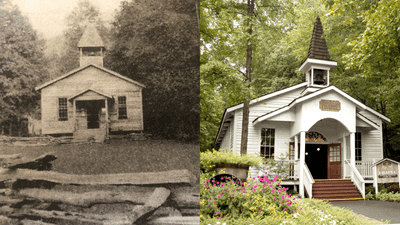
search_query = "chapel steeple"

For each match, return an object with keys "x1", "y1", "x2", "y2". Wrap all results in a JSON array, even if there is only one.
[
  {"x1": 78, "y1": 22, "x2": 105, "y2": 67},
  {"x1": 299, "y1": 16, "x2": 337, "y2": 93}
]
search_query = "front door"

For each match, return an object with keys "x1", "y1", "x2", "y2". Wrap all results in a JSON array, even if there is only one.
[{"x1": 328, "y1": 144, "x2": 341, "y2": 179}]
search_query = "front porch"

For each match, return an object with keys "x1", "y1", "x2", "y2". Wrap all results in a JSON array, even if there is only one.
[{"x1": 254, "y1": 158, "x2": 378, "y2": 200}]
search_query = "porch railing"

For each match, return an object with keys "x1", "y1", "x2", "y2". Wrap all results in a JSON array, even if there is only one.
[
  {"x1": 303, "y1": 162, "x2": 314, "y2": 199},
  {"x1": 345, "y1": 159, "x2": 365, "y2": 198},
  {"x1": 355, "y1": 160, "x2": 374, "y2": 178},
  {"x1": 257, "y1": 159, "x2": 300, "y2": 180}
]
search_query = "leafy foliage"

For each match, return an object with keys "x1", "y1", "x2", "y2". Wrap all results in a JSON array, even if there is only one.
[
  {"x1": 201, "y1": 0, "x2": 400, "y2": 160},
  {"x1": 200, "y1": 149, "x2": 262, "y2": 174},
  {"x1": 56, "y1": 0, "x2": 110, "y2": 76},
  {"x1": 107, "y1": 0, "x2": 199, "y2": 141},
  {"x1": 0, "y1": 0, "x2": 48, "y2": 132}
]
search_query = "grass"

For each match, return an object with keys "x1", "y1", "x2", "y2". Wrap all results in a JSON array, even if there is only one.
[{"x1": 0, "y1": 139, "x2": 199, "y2": 180}]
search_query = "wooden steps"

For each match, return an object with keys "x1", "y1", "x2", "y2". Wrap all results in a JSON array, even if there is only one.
[{"x1": 312, "y1": 179, "x2": 363, "y2": 201}]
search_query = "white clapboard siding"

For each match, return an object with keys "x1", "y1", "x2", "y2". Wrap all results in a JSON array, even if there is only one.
[
  {"x1": 358, "y1": 110, "x2": 384, "y2": 160},
  {"x1": 231, "y1": 87, "x2": 305, "y2": 152},
  {"x1": 40, "y1": 66, "x2": 143, "y2": 135}
]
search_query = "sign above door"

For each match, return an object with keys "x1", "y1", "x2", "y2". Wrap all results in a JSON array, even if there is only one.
[{"x1": 319, "y1": 100, "x2": 341, "y2": 112}]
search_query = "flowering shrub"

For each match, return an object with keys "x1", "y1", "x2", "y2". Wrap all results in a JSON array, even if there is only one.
[
  {"x1": 200, "y1": 149, "x2": 262, "y2": 174},
  {"x1": 202, "y1": 198, "x2": 389, "y2": 225},
  {"x1": 201, "y1": 171, "x2": 302, "y2": 222}
]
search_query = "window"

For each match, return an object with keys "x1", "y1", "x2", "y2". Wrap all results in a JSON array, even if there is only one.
[
  {"x1": 58, "y1": 98, "x2": 68, "y2": 121},
  {"x1": 355, "y1": 132, "x2": 362, "y2": 161},
  {"x1": 260, "y1": 128, "x2": 275, "y2": 159},
  {"x1": 118, "y1": 96, "x2": 127, "y2": 119}
]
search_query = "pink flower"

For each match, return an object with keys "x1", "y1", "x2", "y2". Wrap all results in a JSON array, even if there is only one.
[
  {"x1": 282, "y1": 196, "x2": 285, "y2": 200},
  {"x1": 263, "y1": 190, "x2": 265, "y2": 192},
  {"x1": 265, "y1": 172, "x2": 268, "y2": 174},
  {"x1": 213, "y1": 202, "x2": 216, "y2": 204},
  {"x1": 218, "y1": 217, "x2": 221, "y2": 219},
  {"x1": 258, "y1": 210, "x2": 261, "y2": 212},
  {"x1": 216, "y1": 211, "x2": 219, "y2": 214},
  {"x1": 217, "y1": 196, "x2": 220, "y2": 198},
  {"x1": 232, "y1": 194, "x2": 234, "y2": 196},
  {"x1": 273, "y1": 197, "x2": 275, "y2": 199},
  {"x1": 284, "y1": 208, "x2": 287, "y2": 210},
  {"x1": 300, "y1": 208, "x2": 302, "y2": 210},
  {"x1": 271, "y1": 189, "x2": 275, "y2": 193}
]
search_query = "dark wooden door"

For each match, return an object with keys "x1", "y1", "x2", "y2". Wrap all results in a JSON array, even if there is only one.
[{"x1": 328, "y1": 144, "x2": 341, "y2": 179}]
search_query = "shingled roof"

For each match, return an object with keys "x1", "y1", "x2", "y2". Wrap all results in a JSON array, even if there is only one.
[
  {"x1": 307, "y1": 16, "x2": 332, "y2": 61},
  {"x1": 77, "y1": 23, "x2": 104, "y2": 48}
]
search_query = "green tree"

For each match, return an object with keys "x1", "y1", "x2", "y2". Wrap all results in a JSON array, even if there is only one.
[
  {"x1": 107, "y1": 0, "x2": 199, "y2": 141},
  {"x1": 200, "y1": 0, "x2": 294, "y2": 152},
  {"x1": 56, "y1": 0, "x2": 110, "y2": 76},
  {"x1": 0, "y1": 0, "x2": 48, "y2": 135}
]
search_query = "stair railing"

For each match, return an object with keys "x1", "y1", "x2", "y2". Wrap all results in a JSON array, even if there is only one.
[
  {"x1": 345, "y1": 159, "x2": 365, "y2": 198},
  {"x1": 303, "y1": 162, "x2": 314, "y2": 199}
]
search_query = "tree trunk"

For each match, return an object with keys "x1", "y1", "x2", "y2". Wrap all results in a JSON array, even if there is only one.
[{"x1": 240, "y1": 0, "x2": 254, "y2": 155}]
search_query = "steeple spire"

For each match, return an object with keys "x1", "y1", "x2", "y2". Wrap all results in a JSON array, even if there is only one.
[
  {"x1": 299, "y1": 16, "x2": 337, "y2": 94},
  {"x1": 78, "y1": 22, "x2": 105, "y2": 67},
  {"x1": 307, "y1": 15, "x2": 331, "y2": 61}
]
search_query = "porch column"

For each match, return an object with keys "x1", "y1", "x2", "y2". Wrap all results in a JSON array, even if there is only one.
[
  {"x1": 294, "y1": 135, "x2": 299, "y2": 160},
  {"x1": 73, "y1": 99, "x2": 76, "y2": 132},
  {"x1": 105, "y1": 99, "x2": 109, "y2": 137},
  {"x1": 299, "y1": 131, "x2": 306, "y2": 198},
  {"x1": 343, "y1": 134, "x2": 347, "y2": 178},
  {"x1": 350, "y1": 132, "x2": 356, "y2": 179}
]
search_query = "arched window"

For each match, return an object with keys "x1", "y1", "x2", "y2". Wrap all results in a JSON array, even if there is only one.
[{"x1": 305, "y1": 131, "x2": 326, "y2": 142}]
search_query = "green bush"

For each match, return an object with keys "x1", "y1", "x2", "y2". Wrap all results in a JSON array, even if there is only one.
[
  {"x1": 365, "y1": 185, "x2": 375, "y2": 194},
  {"x1": 376, "y1": 192, "x2": 400, "y2": 202},
  {"x1": 200, "y1": 172, "x2": 301, "y2": 221},
  {"x1": 365, "y1": 192, "x2": 375, "y2": 201},
  {"x1": 200, "y1": 149, "x2": 262, "y2": 175},
  {"x1": 387, "y1": 183, "x2": 400, "y2": 193}
]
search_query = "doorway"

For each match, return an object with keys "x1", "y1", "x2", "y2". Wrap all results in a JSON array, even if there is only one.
[
  {"x1": 305, "y1": 144, "x2": 328, "y2": 179},
  {"x1": 76, "y1": 100, "x2": 105, "y2": 129}
]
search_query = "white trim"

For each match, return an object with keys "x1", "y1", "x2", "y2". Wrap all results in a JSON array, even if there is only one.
[
  {"x1": 36, "y1": 64, "x2": 146, "y2": 91},
  {"x1": 226, "y1": 82, "x2": 308, "y2": 113},
  {"x1": 299, "y1": 58, "x2": 337, "y2": 73},
  {"x1": 356, "y1": 114, "x2": 380, "y2": 130},
  {"x1": 253, "y1": 106, "x2": 290, "y2": 125},
  {"x1": 371, "y1": 158, "x2": 400, "y2": 167}
]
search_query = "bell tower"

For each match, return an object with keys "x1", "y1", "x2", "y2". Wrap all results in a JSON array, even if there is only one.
[
  {"x1": 78, "y1": 23, "x2": 105, "y2": 67},
  {"x1": 299, "y1": 16, "x2": 337, "y2": 94}
]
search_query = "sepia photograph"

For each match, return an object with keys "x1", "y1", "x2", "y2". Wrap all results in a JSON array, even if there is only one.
[{"x1": 0, "y1": 0, "x2": 199, "y2": 224}]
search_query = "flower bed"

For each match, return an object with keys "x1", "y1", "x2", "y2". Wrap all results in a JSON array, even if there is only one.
[{"x1": 201, "y1": 171, "x2": 389, "y2": 225}]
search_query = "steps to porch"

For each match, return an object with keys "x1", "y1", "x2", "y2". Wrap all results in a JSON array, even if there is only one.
[{"x1": 312, "y1": 179, "x2": 363, "y2": 201}]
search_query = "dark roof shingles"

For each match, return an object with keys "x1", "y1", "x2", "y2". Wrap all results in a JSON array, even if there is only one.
[{"x1": 307, "y1": 16, "x2": 332, "y2": 61}]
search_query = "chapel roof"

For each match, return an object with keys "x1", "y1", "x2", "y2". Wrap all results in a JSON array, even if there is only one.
[
  {"x1": 307, "y1": 16, "x2": 332, "y2": 61},
  {"x1": 77, "y1": 23, "x2": 104, "y2": 48}
]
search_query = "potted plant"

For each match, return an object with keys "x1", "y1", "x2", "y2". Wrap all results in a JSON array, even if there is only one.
[{"x1": 200, "y1": 149, "x2": 262, "y2": 183}]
